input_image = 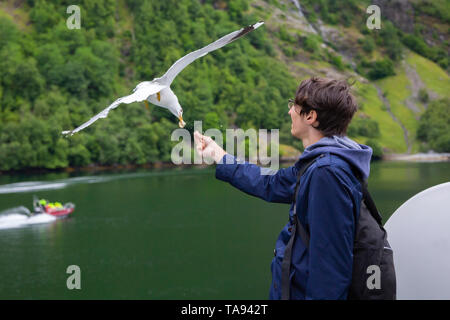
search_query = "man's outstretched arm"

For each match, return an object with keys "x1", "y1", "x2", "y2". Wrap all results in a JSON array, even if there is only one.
[{"x1": 194, "y1": 131, "x2": 298, "y2": 204}]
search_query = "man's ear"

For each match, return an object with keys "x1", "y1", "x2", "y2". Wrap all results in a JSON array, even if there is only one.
[
  {"x1": 305, "y1": 110, "x2": 316, "y2": 122},
  {"x1": 307, "y1": 110, "x2": 320, "y2": 128}
]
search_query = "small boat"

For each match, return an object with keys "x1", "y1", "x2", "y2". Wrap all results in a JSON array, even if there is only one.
[
  {"x1": 32, "y1": 196, "x2": 75, "y2": 218},
  {"x1": 44, "y1": 203, "x2": 75, "y2": 217}
]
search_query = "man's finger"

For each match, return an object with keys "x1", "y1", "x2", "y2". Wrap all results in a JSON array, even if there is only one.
[
  {"x1": 193, "y1": 131, "x2": 201, "y2": 143},
  {"x1": 196, "y1": 138, "x2": 205, "y2": 151},
  {"x1": 203, "y1": 135, "x2": 213, "y2": 144},
  {"x1": 195, "y1": 143, "x2": 203, "y2": 155},
  {"x1": 194, "y1": 131, "x2": 204, "y2": 148},
  {"x1": 194, "y1": 131, "x2": 205, "y2": 139}
]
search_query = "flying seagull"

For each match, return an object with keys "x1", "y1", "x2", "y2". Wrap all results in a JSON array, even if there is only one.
[{"x1": 62, "y1": 21, "x2": 265, "y2": 136}]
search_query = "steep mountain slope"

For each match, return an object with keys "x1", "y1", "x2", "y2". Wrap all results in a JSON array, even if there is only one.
[{"x1": 253, "y1": 0, "x2": 449, "y2": 154}]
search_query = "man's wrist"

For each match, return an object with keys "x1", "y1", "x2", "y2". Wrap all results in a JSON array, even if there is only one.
[{"x1": 214, "y1": 150, "x2": 227, "y2": 164}]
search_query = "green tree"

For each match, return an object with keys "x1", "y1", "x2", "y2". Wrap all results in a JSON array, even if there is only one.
[
  {"x1": 417, "y1": 98, "x2": 450, "y2": 152},
  {"x1": 367, "y1": 59, "x2": 395, "y2": 80}
]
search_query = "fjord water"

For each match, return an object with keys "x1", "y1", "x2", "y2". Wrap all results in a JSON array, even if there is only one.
[{"x1": 0, "y1": 161, "x2": 449, "y2": 299}]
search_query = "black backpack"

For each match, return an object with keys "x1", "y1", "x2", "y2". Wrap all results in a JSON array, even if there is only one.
[{"x1": 281, "y1": 155, "x2": 397, "y2": 300}]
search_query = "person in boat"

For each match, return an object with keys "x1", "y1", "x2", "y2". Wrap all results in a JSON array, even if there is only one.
[
  {"x1": 38, "y1": 199, "x2": 48, "y2": 212},
  {"x1": 39, "y1": 200, "x2": 63, "y2": 212}
]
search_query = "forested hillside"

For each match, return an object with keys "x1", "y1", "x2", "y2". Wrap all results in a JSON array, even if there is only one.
[{"x1": 0, "y1": 0, "x2": 449, "y2": 172}]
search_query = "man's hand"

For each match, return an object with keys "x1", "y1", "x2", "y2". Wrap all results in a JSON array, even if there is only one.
[{"x1": 194, "y1": 131, "x2": 227, "y2": 164}]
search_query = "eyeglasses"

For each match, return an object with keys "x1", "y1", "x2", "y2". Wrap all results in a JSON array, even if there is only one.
[
  {"x1": 288, "y1": 99, "x2": 301, "y2": 114},
  {"x1": 288, "y1": 99, "x2": 295, "y2": 109}
]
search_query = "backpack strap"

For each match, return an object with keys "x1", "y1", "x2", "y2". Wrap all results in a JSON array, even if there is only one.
[
  {"x1": 280, "y1": 156, "x2": 318, "y2": 300},
  {"x1": 346, "y1": 164, "x2": 384, "y2": 227},
  {"x1": 360, "y1": 180, "x2": 383, "y2": 226}
]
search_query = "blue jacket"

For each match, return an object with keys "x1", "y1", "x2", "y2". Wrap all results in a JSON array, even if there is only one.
[{"x1": 215, "y1": 136, "x2": 373, "y2": 299}]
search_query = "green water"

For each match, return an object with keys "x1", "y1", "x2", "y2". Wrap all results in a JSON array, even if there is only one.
[{"x1": 0, "y1": 161, "x2": 449, "y2": 299}]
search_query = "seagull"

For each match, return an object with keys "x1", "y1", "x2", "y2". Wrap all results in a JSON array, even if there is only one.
[{"x1": 62, "y1": 21, "x2": 265, "y2": 136}]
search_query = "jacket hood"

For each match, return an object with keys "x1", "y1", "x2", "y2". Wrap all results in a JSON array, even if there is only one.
[{"x1": 298, "y1": 136, "x2": 373, "y2": 180}]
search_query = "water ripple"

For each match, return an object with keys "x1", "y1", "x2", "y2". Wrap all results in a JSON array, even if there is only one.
[{"x1": 0, "y1": 168, "x2": 213, "y2": 195}]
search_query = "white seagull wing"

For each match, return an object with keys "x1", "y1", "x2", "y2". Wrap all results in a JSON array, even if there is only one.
[
  {"x1": 62, "y1": 81, "x2": 166, "y2": 135},
  {"x1": 159, "y1": 21, "x2": 264, "y2": 86}
]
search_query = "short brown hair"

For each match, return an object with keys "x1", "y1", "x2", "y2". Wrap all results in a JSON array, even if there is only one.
[{"x1": 295, "y1": 77, "x2": 358, "y2": 137}]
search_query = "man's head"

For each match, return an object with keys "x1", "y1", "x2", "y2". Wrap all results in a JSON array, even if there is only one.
[{"x1": 289, "y1": 77, "x2": 358, "y2": 141}]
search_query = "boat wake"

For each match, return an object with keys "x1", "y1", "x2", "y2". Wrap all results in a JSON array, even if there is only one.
[
  {"x1": 0, "y1": 169, "x2": 211, "y2": 195},
  {"x1": 0, "y1": 181, "x2": 68, "y2": 194},
  {"x1": 0, "y1": 176, "x2": 106, "y2": 195},
  {"x1": 0, "y1": 207, "x2": 56, "y2": 230}
]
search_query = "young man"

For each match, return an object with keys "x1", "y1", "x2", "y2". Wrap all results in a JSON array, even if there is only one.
[{"x1": 194, "y1": 77, "x2": 373, "y2": 300}]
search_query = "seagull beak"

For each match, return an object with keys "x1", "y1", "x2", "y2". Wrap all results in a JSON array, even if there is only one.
[{"x1": 178, "y1": 116, "x2": 186, "y2": 128}]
